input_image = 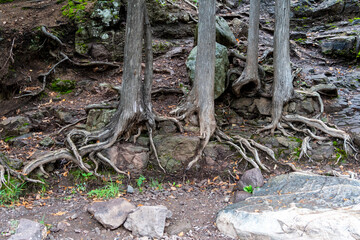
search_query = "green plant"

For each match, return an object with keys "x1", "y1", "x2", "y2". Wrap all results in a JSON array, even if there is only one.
[
  {"x1": 4, "y1": 136, "x2": 15, "y2": 142},
  {"x1": 50, "y1": 78, "x2": 76, "y2": 94},
  {"x1": 0, "y1": 177, "x2": 27, "y2": 205},
  {"x1": 149, "y1": 178, "x2": 163, "y2": 190},
  {"x1": 0, "y1": 0, "x2": 14, "y2": 3},
  {"x1": 243, "y1": 185, "x2": 254, "y2": 194},
  {"x1": 87, "y1": 181, "x2": 123, "y2": 199},
  {"x1": 136, "y1": 175, "x2": 146, "y2": 192},
  {"x1": 76, "y1": 182, "x2": 87, "y2": 192}
]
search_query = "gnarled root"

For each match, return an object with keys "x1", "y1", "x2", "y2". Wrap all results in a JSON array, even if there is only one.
[
  {"x1": 215, "y1": 129, "x2": 270, "y2": 172},
  {"x1": 232, "y1": 71, "x2": 261, "y2": 97},
  {"x1": 283, "y1": 114, "x2": 353, "y2": 153}
]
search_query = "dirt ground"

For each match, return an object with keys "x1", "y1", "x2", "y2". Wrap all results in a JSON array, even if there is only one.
[{"x1": 1, "y1": 0, "x2": 360, "y2": 239}]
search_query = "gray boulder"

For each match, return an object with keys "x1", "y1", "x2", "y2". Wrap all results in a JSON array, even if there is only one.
[
  {"x1": 124, "y1": 205, "x2": 172, "y2": 238},
  {"x1": 186, "y1": 43, "x2": 229, "y2": 99},
  {"x1": 8, "y1": 219, "x2": 47, "y2": 240},
  {"x1": 87, "y1": 198, "x2": 136, "y2": 230},
  {"x1": 312, "y1": 0, "x2": 344, "y2": 17},
  {"x1": 215, "y1": 16, "x2": 238, "y2": 47},
  {"x1": 321, "y1": 36, "x2": 358, "y2": 59},
  {"x1": 0, "y1": 116, "x2": 31, "y2": 138},
  {"x1": 153, "y1": 134, "x2": 200, "y2": 173},
  {"x1": 237, "y1": 168, "x2": 264, "y2": 191},
  {"x1": 217, "y1": 172, "x2": 360, "y2": 239}
]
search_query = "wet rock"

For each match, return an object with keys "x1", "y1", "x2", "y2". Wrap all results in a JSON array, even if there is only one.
[
  {"x1": 321, "y1": 36, "x2": 358, "y2": 59},
  {"x1": 224, "y1": 0, "x2": 240, "y2": 9},
  {"x1": 186, "y1": 43, "x2": 229, "y2": 99},
  {"x1": 86, "y1": 108, "x2": 116, "y2": 131},
  {"x1": 344, "y1": 0, "x2": 360, "y2": 16},
  {"x1": 217, "y1": 172, "x2": 360, "y2": 239},
  {"x1": 124, "y1": 205, "x2": 172, "y2": 238},
  {"x1": 153, "y1": 134, "x2": 200, "y2": 173},
  {"x1": 0, "y1": 116, "x2": 32, "y2": 138},
  {"x1": 232, "y1": 191, "x2": 252, "y2": 203},
  {"x1": 8, "y1": 218, "x2": 47, "y2": 240},
  {"x1": 102, "y1": 143, "x2": 149, "y2": 176},
  {"x1": 157, "y1": 121, "x2": 177, "y2": 134},
  {"x1": 236, "y1": 168, "x2": 264, "y2": 190},
  {"x1": 166, "y1": 219, "x2": 192, "y2": 235},
  {"x1": 309, "y1": 73, "x2": 329, "y2": 84},
  {"x1": 88, "y1": 198, "x2": 136, "y2": 230}
]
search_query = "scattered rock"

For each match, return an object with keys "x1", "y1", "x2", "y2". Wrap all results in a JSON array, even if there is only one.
[
  {"x1": 186, "y1": 42, "x2": 229, "y2": 99},
  {"x1": 215, "y1": 16, "x2": 238, "y2": 47},
  {"x1": 236, "y1": 168, "x2": 264, "y2": 190},
  {"x1": 39, "y1": 136, "x2": 55, "y2": 147},
  {"x1": 88, "y1": 198, "x2": 136, "y2": 230},
  {"x1": 230, "y1": 18, "x2": 248, "y2": 39},
  {"x1": 166, "y1": 219, "x2": 192, "y2": 235},
  {"x1": 8, "y1": 218, "x2": 47, "y2": 240},
  {"x1": 232, "y1": 191, "x2": 252, "y2": 203},
  {"x1": 0, "y1": 116, "x2": 32, "y2": 138},
  {"x1": 254, "y1": 98, "x2": 271, "y2": 116},
  {"x1": 0, "y1": 153, "x2": 23, "y2": 170},
  {"x1": 124, "y1": 205, "x2": 172, "y2": 238},
  {"x1": 217, "y1": 172, "x2": 360, "y2": 239}
]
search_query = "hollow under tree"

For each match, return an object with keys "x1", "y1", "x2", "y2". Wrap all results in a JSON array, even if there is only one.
[
  {"x1": 232, "y1": 0, "x2": 260, "y2": 97},
  {"x1": 0, "y1": 0, "x2": 173, "y2": 185}
]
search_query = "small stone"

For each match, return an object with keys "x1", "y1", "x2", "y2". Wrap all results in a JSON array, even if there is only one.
[
  {"x1": 127, "y1": 185, "x2": 134, "y2": 194},
  {"x1": 8, "y1": 219, "x2": 47, "y2": 240}
]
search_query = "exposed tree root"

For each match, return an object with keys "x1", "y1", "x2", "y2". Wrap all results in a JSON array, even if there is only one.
[
  {"x1": 41, "y1": 26, "x2": 64, "y2": 47},
  {"x1": 0, "y1": 164, "x2": 5, "y2": 189},
  {"x1": 283, "y1": 114, "x2": 353, "y2": 153},
  {"x1": 0, "y1": 38, "x2": 15, "y2": 73}
]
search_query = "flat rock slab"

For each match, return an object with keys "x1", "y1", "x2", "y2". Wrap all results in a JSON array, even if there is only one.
[
  {"x1": 216, "y1": 172, "x2": 360, "y2": 239},
  {"x1": 124, "y1": 205, "x2": 172, "y2": 238},
  {"x1": 87, "y1": 198, "x2": 136, "y2": 230},
  {"x1": 8, "y1": 218, "x2": 47, "y2": 240}
]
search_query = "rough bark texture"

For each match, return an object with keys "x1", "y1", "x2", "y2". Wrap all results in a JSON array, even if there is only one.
[
  {"x1": 261, "y1": 0, "x2": 293, "y2": 134},
  {"x1": 232, "y1": 0, "x2": 260, "y2": 97}
]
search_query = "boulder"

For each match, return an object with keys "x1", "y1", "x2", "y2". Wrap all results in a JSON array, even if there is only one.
[
  {"x1": 312, "y1": 0, "x2": 344, "y2": 17},
  {"x1": 102, "y1": 143, "x2": 149, "y2": 175},
  {"x1": 236, "y1": 168, "x2": 264, "y2": 191},
  {"x1": 124, "y1": 205, "x2": 172, "y2": 238},
  {"x1": 217, "y1": 172, "x2": 360, "y2": 239},
  {"x1": 86, "y1": 108, "x2": 116, "y2": 131},
  {"x1": 321, "y1": 36, "x2": 358, "y2": 59},
  {"x1": 0, "y1": 116, "x2": 32, "y2": 139},
  {"x1": 8, "y1": 219, "x2": 47, "y2": 240},
  {"x1": 186, "y1": 43, "x2": 229, "y2": 99},
  {"x1": 87, "y1": 198, "x2": 136, "y2": 230},
  {"x1": 215, "y1": 16, "x2": 238, "y2": 47},
  {"x1": 153, "y1": 134, "x2": 200, "y2": 173}
]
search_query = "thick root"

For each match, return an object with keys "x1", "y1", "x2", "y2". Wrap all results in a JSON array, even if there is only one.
[{"x1": 283, "y1": 114, "x2": 352, "y2": 153}]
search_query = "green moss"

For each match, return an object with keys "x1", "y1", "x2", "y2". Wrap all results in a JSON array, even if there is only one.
[
  {"x1": 61, "y1": 0, "x2": 90, "y2": 22},
  {"x1": 0, "y1": 0, "x2": 14, "y2": 3},
  {"x1": 50, "y1": 78, "x2": 76, "y2": 94}
]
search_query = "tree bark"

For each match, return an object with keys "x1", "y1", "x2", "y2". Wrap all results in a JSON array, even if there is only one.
[
  {"x1": 232, "y1": 0, "x2": 260, "y2": 97},
  {"x1": 260, "y1": 0, "x2": 293, "y2": 134}
]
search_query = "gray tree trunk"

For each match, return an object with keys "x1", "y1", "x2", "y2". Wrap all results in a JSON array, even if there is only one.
[
  {"x1": 268, "y1": 0, "x2": 293, "y2": 133},
  {"x1": 195, "y1": 0, "x2": 216, "y2": 139},
  {"x1": 232, "y1": 0, "x2": 260, "y2": 97}
]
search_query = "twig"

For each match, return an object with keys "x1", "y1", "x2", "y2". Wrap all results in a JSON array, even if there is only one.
[
  {"x1": 56, "y1": 117, "x2": 87, "y2": 135},
  {"x1": 1, "y1": 38, "x2": 15, "y2": 71}
]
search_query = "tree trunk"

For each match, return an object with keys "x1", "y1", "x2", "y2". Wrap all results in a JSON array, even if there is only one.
[
  {"x1": 232, "y1": 0, "x2": 260, "y2": 97},
  {"x1": 260, "y1": 0, "x2": 293, "y2": 134},
  {"x1": 195, "y1": 0, "x2": 216, "y2": 140}
]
